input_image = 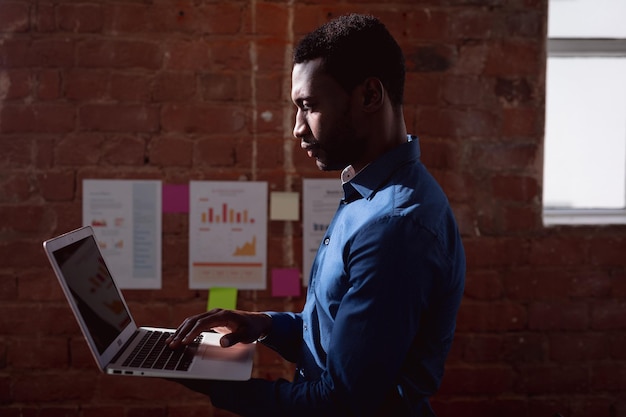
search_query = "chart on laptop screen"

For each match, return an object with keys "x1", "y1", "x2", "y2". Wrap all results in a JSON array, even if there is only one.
[{"x1": 53, "y1": 235, "x2": 131, "y2": 354}]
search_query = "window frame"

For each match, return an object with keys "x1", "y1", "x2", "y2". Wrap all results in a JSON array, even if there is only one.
[{"x1": 543, "y1": 38, "x2": 626, "y2": 226}]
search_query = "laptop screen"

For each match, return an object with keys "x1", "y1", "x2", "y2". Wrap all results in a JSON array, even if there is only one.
[{"x1": 53, "y1": 235, "x2": 132, "y2": 354}]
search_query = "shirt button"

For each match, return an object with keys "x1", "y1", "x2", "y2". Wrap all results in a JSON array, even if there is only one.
[
  {"x1": 323, "y1": 237, "x2": 330, "y2": 245},
  {"x1": 303, "y1": 324, "x2": 308, "y2": 331}
]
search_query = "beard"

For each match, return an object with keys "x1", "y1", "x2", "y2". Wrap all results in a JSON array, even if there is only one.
[{"x1": 314, "y1": 115, "x2": 367, "y2": 172}]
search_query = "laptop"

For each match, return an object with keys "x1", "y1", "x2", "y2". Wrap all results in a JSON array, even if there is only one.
[{"x1": 43, "y1": 225, "x2": 255, "y2": 381}]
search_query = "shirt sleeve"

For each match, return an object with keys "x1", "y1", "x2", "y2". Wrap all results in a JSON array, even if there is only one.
[
  {"x1": 259, "y1": 311, "x2": 303, "y2": 363},
  {"x1": 208, "y1": 214, "x2": 459, "y2": 417}
]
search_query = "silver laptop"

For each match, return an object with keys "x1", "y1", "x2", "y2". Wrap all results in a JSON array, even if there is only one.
[{"x1": 43, "y1": 225, "x2": 255, "y2": 381}]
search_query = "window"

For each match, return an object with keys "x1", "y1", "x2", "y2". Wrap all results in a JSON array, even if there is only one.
[{"x1": 543, "y1": 0, "x2": 626, "y2": 225}]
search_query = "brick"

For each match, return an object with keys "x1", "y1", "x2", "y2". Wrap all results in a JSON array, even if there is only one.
[
  {"x1": 0, "y1": 38, "x2": 31, "y2": 67},
  {"x1": 0, "y1": 1, "x2": 30, "y2": 32},
  {"x1": 0, "y1": 241, "x2": 49, "y2": 268},
  {"x1": 0, "y1": 136, "x2": 33, "y2": 167},
  {"x1": 57, "y1": 3, "x2": 104, "y2": 33},
  {"x1": 201, "y1": 73, "x2": 247, "y2": 102},
  {"x1": 203, "y1": 2, "x2": 244, "y2": 34},
  {"x1": 463, "y1": 237, "x2": 528, "y2": 268},
  {"x1": 256, "y1": 39, "x2": 291, "y2": 71},
  {"x1": 149, "y1": 136, "x2": 193, "y2": 167},
  {"x1": 255, "y1": 73, "x2": 283, "y2": 102},
  {"x1": 519, "y1": 364, "x2": 589, "y2": 394},
  {"x1": 31, "y1": 38, "x2": 75, "y2": 67},
  {"x1": 447, "y1": 9, "x2": 496, "y2": 39},
  {"x1": 0, "y1": 172, "x2": 33, "y2": 202},
  {"x1": 491, "y1": 175, "x2": 539, "y2": 202},
  {"x1": 163, "y1": 39, "x2": 212, "y2": 71},
  {"x1": 127, "y1": 407, "x2": 167, "y2": 417},
  {"x1": 153, "y1": 72, "x2": 197, "y2": 102},
  {"x1": 462, "y1": 334, "x2": 502, "y2": 362},
  {"x1": 65, "y1": 69, "x2": 109, "y2": 101},
  {"x1": 12, "y1": 373, "x2": 97, "y2": 402},
  {"x1": 529, "y1": 236, "x2": 588, "y2": 266},
  {"x1": 549, "y1": 333, "x2": 609, "y2": 363},
  {"x1": 451, "y1": 43, "x2": 488, "y2": 75},
  {"x1": 501, "y1": 107, "x2": 540, "y2": 137},
  {"x1": 35, "y1": 2, "x2": 55, "y2": 32},
  {"x1": 442, "y1": 76, "x2": 495, "y2": 107},
  {"x1": 590, "y1": 301, "x2": 626, "y2": 330},
  {"x1": 485, "y1": 40, "x2": 542, "y2": 76},
  {"x1": 590, "y1": 363, "x2": 626, "y2": 392},
  {"x1": 588, "y1": 237, "x2": 626, "y2": 267},
  {"x1": 464, "y1": 269, "x2": 502, "y2": 300},
  {"x1": 194, "y1": 136, "x2": 237, "y2": 166},
  {"x1": 39, "y1": 407, "x2": 80, "y2": 417},
  {"x1": 37, "y1": 170, "x2": 76, "y2": 201},
  {"x1": 495, "y1": 77, "x2": 534, "y2": 106},
  {"x1": 417, "y1": 107, "x2": 499, "y2": 138},
  {"x1": 79, "y1": 104, "x2": 159, "y2": 132},
  {"x1": 77, "y1": 40, "x2": 162, "y2": 70},
  {"x1": 81, "y1": 406, "x2": 126, "y2": 417},
  {"x1": 54, "y1": 133, "x2": 104, "y2": 165},
  {"x1": 17, "y1": 269, "x2": 65, "y2": 301},
  {"x1": 404, "y1": 73, "x2": 441, "y2": 106},
  {"x1": 0, "y1": 103, "x2": 75, "y2": 133},
  {"x1": 110, "y1": 72, "x2": 152, "y2": 102},
  {"x1": 212, "y1": 39, "x2": 253, "y2": 71},
  {"x1": 456, "y1": 301, "x2": 526, "y2": 332},
  {"x1": 403, "y1": 9, "x2": 448, "y2": 41},
  {"x1": 438, "y1": 365, "x2": 514, "y2": 395},
  {"x1": 504, "y1": 11, "x2": 542, "y2": 38},
  {"x1": 471, "y1": 142, "x2": 539, "y2": 171},
  {"x1": 37, "y1": 69, "x2": 62, "y2": 100},
  {"x1": 0, "y1": 272, "x2": 18, "y2": 301},
  {"x1": 528, "y1": 301, "x2": 588, "y2": 331},
  {"x1": 0, "y1": 69, "x2": 32, "y2": 100},
  {"x1": 161, "y1": 104, "x2": 246, "y2": 134},
  {"x1": 433, "y1": 397, "x2": 528, "y2": 417},
  {"x1": 0, "y1": 204, "x2": 50, "y2": 233},
  {"x1": 501, "y1": 333, "x2": 547, "y2": 363},
  {"x1": 102, "y1": 135, "x2": 147, "y2": 166},
  {"x1": 406, "y1": 44, "x2": 457, "y2": 73},
  {"x1": 8, "y1": 337, "x2": 69, "y2": 369},
  {"x1": 503, "y1": 268, "x2": 572, "y2": 300},
  {"x1": 501, "y1": 204, "x2": 541, "y2": 232}
]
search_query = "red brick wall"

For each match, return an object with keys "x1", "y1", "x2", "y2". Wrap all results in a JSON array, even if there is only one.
[{"x1": 1, "y1": 1, "x2": 625, "y2": 416}]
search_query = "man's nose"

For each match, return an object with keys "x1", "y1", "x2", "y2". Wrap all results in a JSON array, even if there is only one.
[{"x1": 293, "y1": 109, "x2": 308, "y2": 139}]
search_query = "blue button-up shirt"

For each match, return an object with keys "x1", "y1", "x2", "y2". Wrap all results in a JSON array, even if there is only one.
[{"x1": 209, "y1": 137, "x2": 465, "y2": 417}]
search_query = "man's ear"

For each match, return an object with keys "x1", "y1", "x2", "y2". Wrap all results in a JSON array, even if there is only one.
[{"x1": 362, "y1": 77, "x2": 385, "y2": 112}]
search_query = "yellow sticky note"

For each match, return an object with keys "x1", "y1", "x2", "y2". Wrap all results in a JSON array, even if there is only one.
[
  {"x1": 207, "y1": 287, "x2": 238, "y2": 311},
  {"x1": 270, "y1": 191, "x2": 300, "y2": 221}
]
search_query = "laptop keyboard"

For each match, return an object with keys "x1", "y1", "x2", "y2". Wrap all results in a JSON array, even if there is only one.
[{"x1": 122, "y1": 330, "x2": 203, "y2": 371}]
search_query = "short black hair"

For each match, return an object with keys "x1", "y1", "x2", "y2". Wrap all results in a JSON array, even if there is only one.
[{"x1": 293, "y1": 14, "x2": 405, "y2": 107}]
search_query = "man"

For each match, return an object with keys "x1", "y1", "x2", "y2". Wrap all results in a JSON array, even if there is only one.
[{"x1": 167, "y1": 13, "x2": 465, "y2": 417}]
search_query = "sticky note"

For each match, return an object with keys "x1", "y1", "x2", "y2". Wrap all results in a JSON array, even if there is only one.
[
  {"x1": 207, "y1": 287, "x2": 238, "y2": 311},
  {"x1": 270, "y1": 191, "x2": 299, "y2": 221},
  {"x1": 163, "y1": 184, "x2": 190, "y2": 213},
  {"x1": 271, "y1": 268, "x2": 301, "y2": 297}
]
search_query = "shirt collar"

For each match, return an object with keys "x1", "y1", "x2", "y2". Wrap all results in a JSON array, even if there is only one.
[{"x1": 341, "y1": 135, "x2": 420, "y2": 202}]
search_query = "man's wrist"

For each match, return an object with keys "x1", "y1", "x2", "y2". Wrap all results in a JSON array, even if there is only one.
[{"x1": 257, "y1": 312, "x2": 272, "y2": 342}]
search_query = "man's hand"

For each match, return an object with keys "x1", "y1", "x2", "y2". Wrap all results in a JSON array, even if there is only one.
[{"x1": 166, "y1": 309, "x2": 272, "y2": 349}]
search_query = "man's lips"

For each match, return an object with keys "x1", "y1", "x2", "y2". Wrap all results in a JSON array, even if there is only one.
[{"x1": 301, "y1": 142, "x2": 317, "y2": 158}]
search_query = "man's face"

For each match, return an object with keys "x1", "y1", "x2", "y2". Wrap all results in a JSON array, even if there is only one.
[{"x1": 291, "y1": 58, "x2": 366, "y2": 171}]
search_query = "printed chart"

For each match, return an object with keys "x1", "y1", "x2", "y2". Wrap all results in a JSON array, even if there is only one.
[{"x1": 189, "y1": 181, "x2": 267, "y2": 289}]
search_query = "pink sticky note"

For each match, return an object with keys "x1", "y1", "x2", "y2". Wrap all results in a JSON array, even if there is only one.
[
  {"x1": 163, "y1": 184, "x2": 190, "y2": 213},
  {"x1": 271, "y1": 268, "x2": 301, "y2": 297}
]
